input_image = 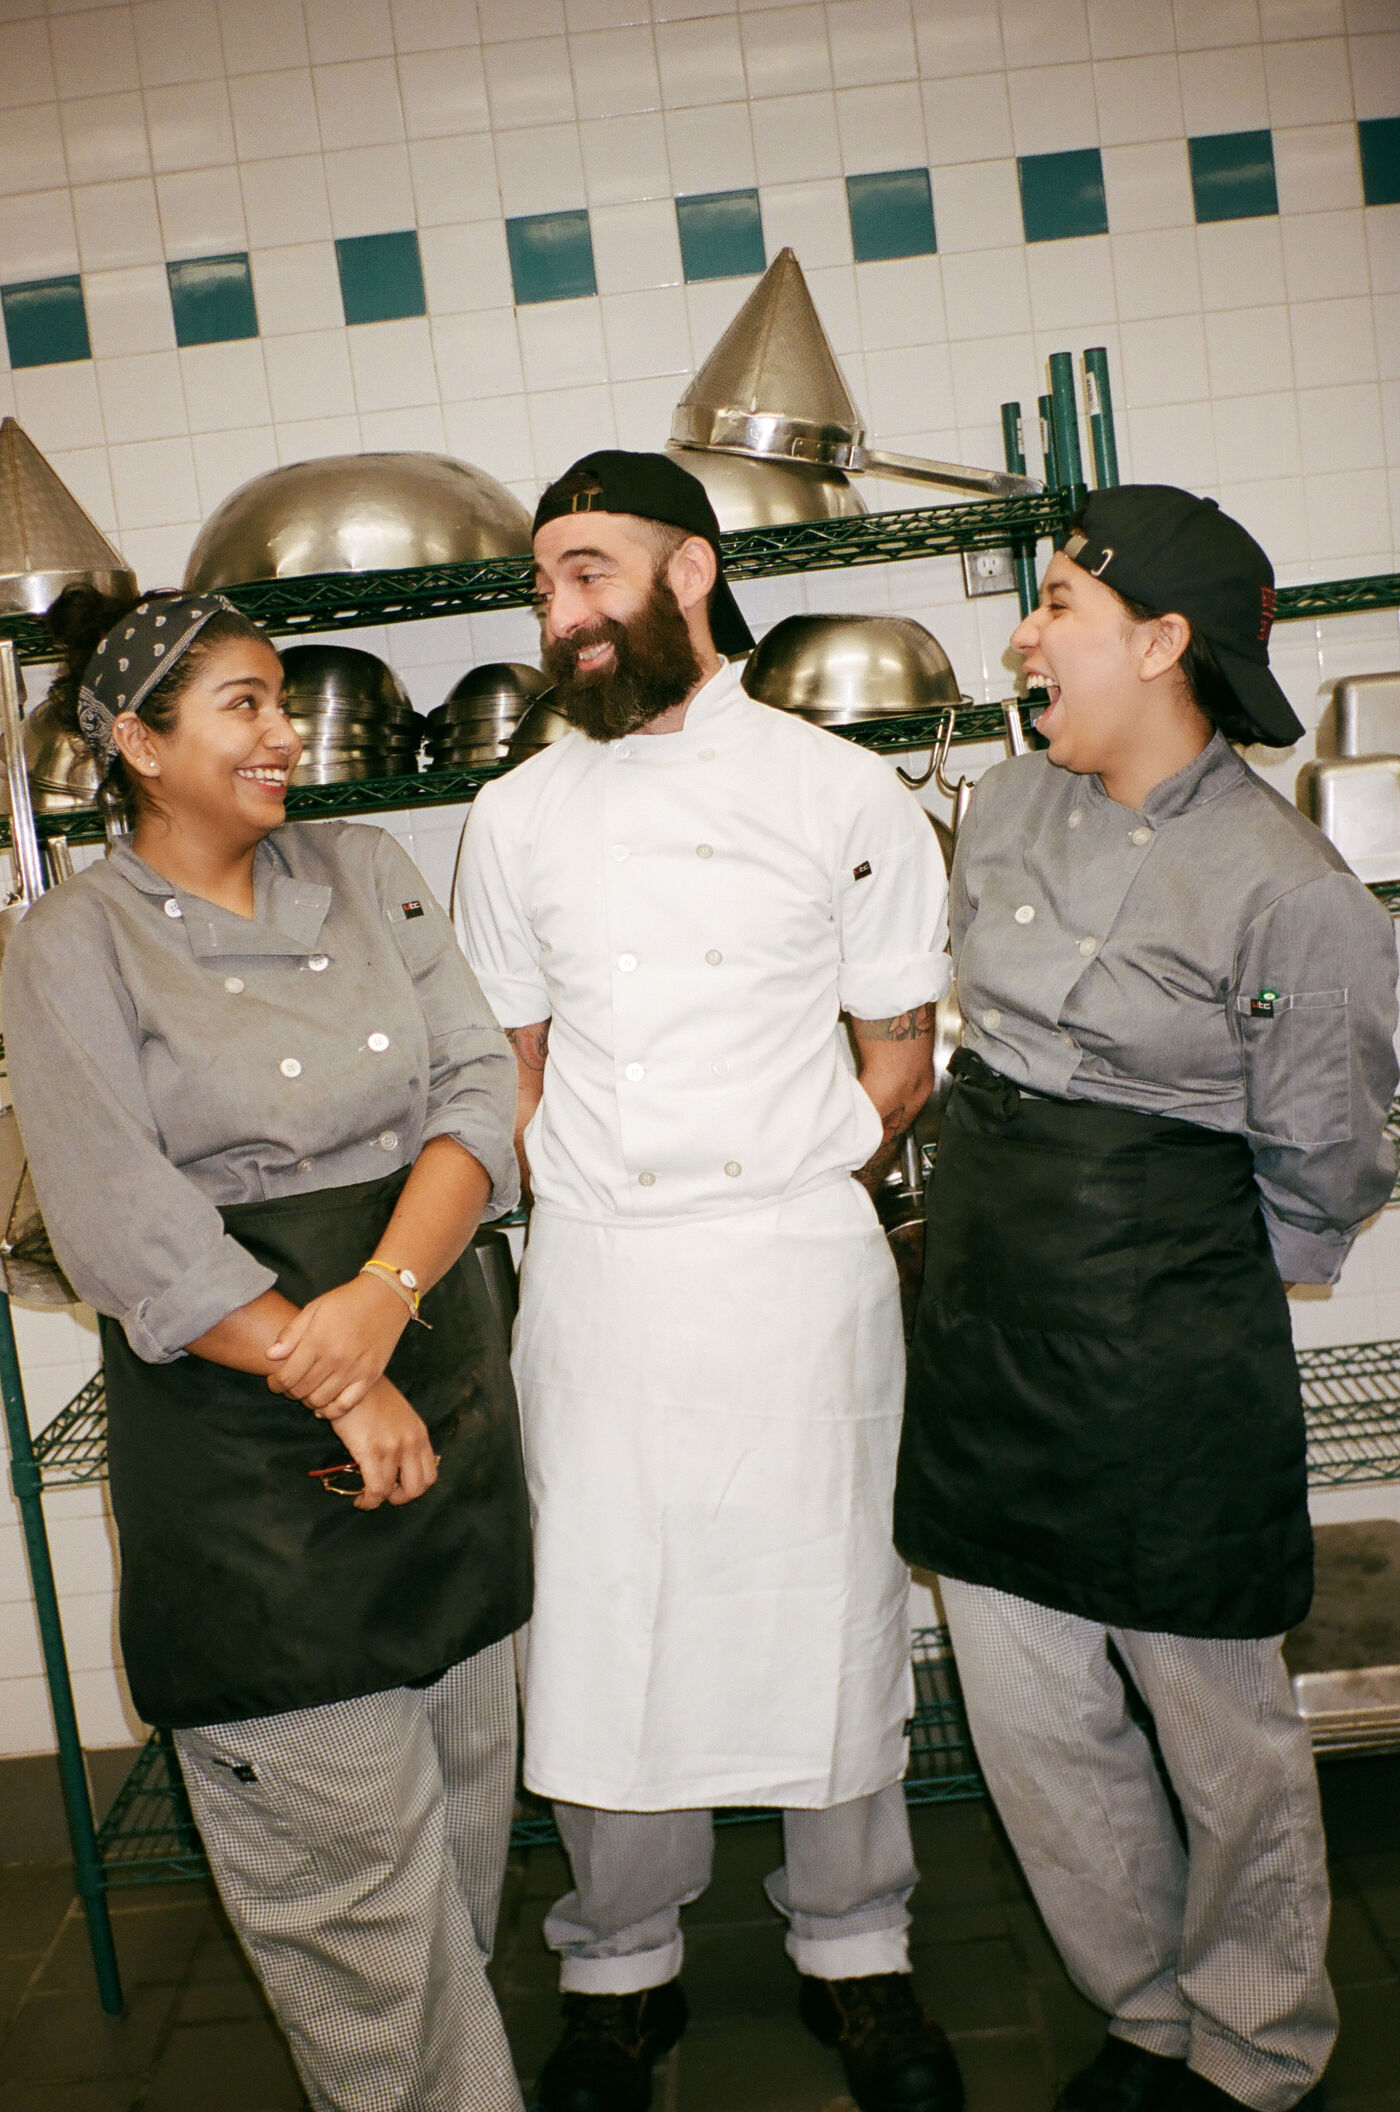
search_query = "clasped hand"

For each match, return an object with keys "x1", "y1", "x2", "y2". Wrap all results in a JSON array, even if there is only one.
[{"x1": 266, "y1": 1274, "x2": 408, "y2": 1416}]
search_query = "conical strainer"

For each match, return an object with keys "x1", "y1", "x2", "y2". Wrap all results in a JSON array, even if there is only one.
[{"x1": 0, "y1": 417, "x2": 137, "y2": 614}]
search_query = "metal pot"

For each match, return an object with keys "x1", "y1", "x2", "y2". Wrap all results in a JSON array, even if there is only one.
[
  {"x1": 184, "y1": 452, "x2": 533, "y2": 590},
  {"x1": 663, "y1": 441, "x2": 865, "y2": 530},
  {"x1": 742, "y1": 614, "x2": 961, "y2": 727},
  {"x1": 507, "y1": 692, "x2": 574, "y2": 762}
]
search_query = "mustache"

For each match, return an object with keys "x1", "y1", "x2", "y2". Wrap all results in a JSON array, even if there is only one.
[
  {"x1": 545, "y1": 619, "x2": 629, "y2": 683},
  {"x1": 541, "y1": 576, "x2": 702, "y2": 742}
]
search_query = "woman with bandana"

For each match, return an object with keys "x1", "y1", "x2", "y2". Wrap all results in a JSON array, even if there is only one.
[{"x1": 3, "y1": 588, "x2": 532, "y2": 2112}]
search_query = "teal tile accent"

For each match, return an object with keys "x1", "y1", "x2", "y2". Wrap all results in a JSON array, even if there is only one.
[
  {"x1": 335, "y1": 229, "x2": 427, "y2": 325},
  {"x1": 167, "y1": 253, "x2": 259, "y2": 346},
  {"x1": 675, "y1": 190, "x2": 766, "y2": 282},
  {"x1": 1, "y1": 275, "x2": 90, "y2": 368},
  {"x1": 1359, "y1": 116, "x2": 1400, "y2": 207},
  {"x1": 1017, "y1": 149, "x2": 1109, "y2": 243},
  {"x1": 847, "y1": 168, "x2": 937, "y2": 262},
  {"x1": 1188, "y1": 130, "x2": 1278, "y2": 222},
  {"x1": 505, "y1": 210, "x2": 597, "y2": 304}
]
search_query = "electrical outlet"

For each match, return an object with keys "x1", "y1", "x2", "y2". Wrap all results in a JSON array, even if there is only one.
[{"x1": 961, "y1": 547, "x2": 1017, "y2": 598}]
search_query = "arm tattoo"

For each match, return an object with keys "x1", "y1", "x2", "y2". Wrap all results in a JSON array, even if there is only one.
[
  {"x1": 506, "y1": 1022, "x2": 551, "y2": 1072},
  {"x1": 854, "y1": 1002, "x2": 936, "y2": 1044}
]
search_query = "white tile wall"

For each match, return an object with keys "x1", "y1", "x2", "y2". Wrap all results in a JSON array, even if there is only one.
[{"x1": 1, "y1": 0, "x2": 1398, "y2": 1758}]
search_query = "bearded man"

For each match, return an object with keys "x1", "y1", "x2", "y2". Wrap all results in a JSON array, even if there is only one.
[{"x1": 456, "y1": 452, "x2": 959, "y2": 2112}]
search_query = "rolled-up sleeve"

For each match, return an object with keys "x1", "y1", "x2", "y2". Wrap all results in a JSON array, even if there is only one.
[
  {"x1": 369, "y1": 831, "x2": 520, "y2": 1218},
  {"x1": 1232, "y1": 870, "x2": 1399, "y2": 1283},
  {"x1": 1, "y1": 904, "x2": 276, "y2": 1362},
  {"x1": 834, "y1": 761, "x2": 952, "y2": 1021},
  {"x1": 454, "y1": 789, "x2": 551, "y2": 1029}
]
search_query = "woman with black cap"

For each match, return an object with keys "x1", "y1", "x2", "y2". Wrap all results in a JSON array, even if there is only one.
[
  {"x1": 2, "y1": 588, "x2": 532, "y2": 2112},
  {"x1": 894, "y1": 487, "x2": 1398, "y2": 2112}
]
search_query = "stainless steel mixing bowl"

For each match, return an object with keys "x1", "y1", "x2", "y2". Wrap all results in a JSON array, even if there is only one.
[
  {"x1": 741, "y1": 613, "x2": 960, "y2": 726},
  {"x1": 664, "y1": 442, "x2": 866, "y2": 530}
]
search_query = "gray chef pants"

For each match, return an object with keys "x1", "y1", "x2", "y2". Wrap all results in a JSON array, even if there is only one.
[
  {"x1": 545, "y1": 1781, "x2": 918, "y2": 1993},
  {"x1": 939, "y1": 1577, "x2": 1336, "y2": 2112},
  {"x1": 174, "y1": 1640, "x2": 523, "y2": 2112}
]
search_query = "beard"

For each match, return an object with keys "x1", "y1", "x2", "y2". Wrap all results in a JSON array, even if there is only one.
[{"x1": 542, "y1": 572, "x2": 703, "y2": 742}]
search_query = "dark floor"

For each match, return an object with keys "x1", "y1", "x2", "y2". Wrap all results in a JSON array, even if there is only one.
[{"x1": 0, "y1": 1759, "x2": 1397, "y2": 2112}]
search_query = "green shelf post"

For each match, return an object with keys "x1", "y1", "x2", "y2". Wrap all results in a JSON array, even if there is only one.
[
  {"x1": 0, "y1": 1294, "x2": 124, "y2": 2014},
  {"x1": 1000, "y1": 402, "x2": 1038, "y2": 618},
  {"x1": 1083, "y1": 347, "x2": 1120, "y2": 488},
  {"x1": 1047, "y1": 352, "x2": 1085, "y2": 504},
  {"x1": 1037, "y1": 393, "x2": 1059, "y2": 493}
]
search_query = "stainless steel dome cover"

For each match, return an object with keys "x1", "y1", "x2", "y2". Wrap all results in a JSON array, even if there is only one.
[
  {"x1": 278, "y1": 643, "x2": 414, "y2": 721},
  {"x1": 184, "y1": 452, "x2": 533, "y2": 590},
  {"x1": 741, "y1": 613, "x2": 961, "y2": 726},
  {"x1": 431, "y1": 661, "x2": 550, "y2": 729}
]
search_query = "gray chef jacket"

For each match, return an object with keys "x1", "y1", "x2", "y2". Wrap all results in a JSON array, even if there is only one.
[
  {"x1": 953, "y1": 733, "x2": 1399, "y2": 1284},
  {"x1": 2, "y1": 821, "x2": 518, "y2": 1363}
]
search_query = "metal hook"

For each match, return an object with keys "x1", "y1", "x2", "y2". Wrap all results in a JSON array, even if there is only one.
[{"x1": 897, "y1": 708, "x2": 954, "y2": 791}]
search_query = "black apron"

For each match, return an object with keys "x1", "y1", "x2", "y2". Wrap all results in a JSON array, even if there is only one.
[
  {"x1": 895, "y1": 1052, "x2": 1312, "y2": 1639},
  {"x1": 102, "y1": 1169, "x2": 532, "y2": 1728}
]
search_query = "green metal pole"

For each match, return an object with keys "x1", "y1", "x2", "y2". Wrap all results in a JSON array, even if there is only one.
[
  {"x1": 1083, "y1": 346, "x2": 1120, "y2": 488},
  {"x1": 0, "y1": 1295, "x2": 124, "y2": 2014},
  {"x1": 1047, "y1": 351, "x2": 1085, "y2": 498},
  {"x1": 1000, "y1": 402, "x2": 1038, "y2": 619},
  {"x1": 1037, "y1": 393, "x2": 1059, "y2": 492}
]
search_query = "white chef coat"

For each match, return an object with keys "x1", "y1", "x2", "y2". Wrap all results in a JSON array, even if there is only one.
[{"x1": 457, "y1": 661, "x2": 950, "y2": 1809}]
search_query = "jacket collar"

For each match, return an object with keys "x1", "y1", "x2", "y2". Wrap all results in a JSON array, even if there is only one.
[{"x1": 108, "y1": 835, "x2": 333, "y2": 959}]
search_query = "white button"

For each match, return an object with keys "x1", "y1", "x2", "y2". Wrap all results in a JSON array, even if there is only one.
[
  {"x1": 1067, "y1": 811, "x2": 1082, "y2": 830},
  {"x1": 984, "y1": 1009, "x2": 1002, "y2": 1029},
  {"x1": 280, "y1": 1057, "x2": 302, "y2": 1078},
  {"x1": 612, "y1": 844, "x2": 629, "y2": 861},
  {"x1": 696, "y1": 843, "x2": 713, "y2": 859},
  {"x1": 1130, "y1": 826, "x2": 1151, "y2": 847},
  {"x1": 1078, "y1": 936, "x2": 1099, "y2": 957},
  {"x1": 367, "y1": 1032, "x2": 390, "y2": 1052},
  {"x1": 296, "y1": 1157, "x2": 313, "y2": 1174},
  {"x1": 706, "y1": 949, "x2": 722, "y2": 966},
  {"x1": 1061, "y1": 1031, "x2": 1075, "y2": 1046},
  {"x1": 625, "y1": 1062, "x2": 645, "y2": 1082},
  {"x1": 616, "y1": 744, "x2": 632, "y2": 760},
  {"x1": 223, "y1": 976, "x2": 244, "y2": 994},
  {"x1": 712, "y1": 1058, "x2": 729, "y2": 1076},
  {"x1": 308, "y1": 953, "x2": 329, "y2": 971},
  {"x1": 379, "y1": 1130, "x2": 398, "y2": 1150},
  {"x1": 163, "y1": 898, "x2": 182, "y2": 918},
  {"x1": 638, "y1": 1170, "x2": 656, "y2": 1187},
  {"x1": 1014, "y1": 904, "x2": 1035, "y2": 924},
  {"x1": 698, "y1": 748, "x2": 715, "y2": 762},
  {"x1": 618, "y1": 953, "x2": 637, "y2": 972},
  {"x1": 724, "y1": 1160, "x2": 742, "y2": 1178}
]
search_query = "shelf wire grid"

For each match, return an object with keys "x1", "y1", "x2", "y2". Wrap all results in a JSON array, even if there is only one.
[
  {"x1": 95, "y1": 1730, "x2": 206, "y2": 1886},
  {"x1": 29, "y1": 1374, "x2": 108, "y2": 1486},
  {"x1": 1298, "y1": 1340, "x2": 1400, "y2": 1487}
]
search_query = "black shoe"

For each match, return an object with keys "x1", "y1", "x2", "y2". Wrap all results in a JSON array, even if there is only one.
[
  {"x1": 798, "y1": 1971, "x2": 965, "y2": 2112},
  {"x1": 1055, "y1": 2037, "x2": 1187, "y2": 2111},
  {"x1": 532, "y1": 1979, "x2": 688, "y2": 2112}
]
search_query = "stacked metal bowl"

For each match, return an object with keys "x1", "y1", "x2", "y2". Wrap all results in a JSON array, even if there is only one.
[
  {"x1": 425, "y1": 663, "x2": 549, "y2": 771},
  {"x1": 280, "y1": 645, "x2": 422, "y2": 784}
]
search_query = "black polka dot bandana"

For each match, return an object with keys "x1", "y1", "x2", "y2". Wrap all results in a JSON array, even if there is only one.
[{"x1": 77, "y1": 592, "x2": 241, "y2": 767}]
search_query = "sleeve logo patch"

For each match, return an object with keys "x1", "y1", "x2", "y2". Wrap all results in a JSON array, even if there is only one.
[
  {"x1": 852, "y1": 860, "x2": 872, "y2": 881},
  {"x1": 401, "y1": 900, "x2": 425, "y2": 919}
]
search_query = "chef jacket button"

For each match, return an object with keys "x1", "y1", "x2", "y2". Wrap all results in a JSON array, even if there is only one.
[
  {"x1": 1130, "y1": 826, "x2": 1151, "y2": 846},
  {"x1": 638, "y1": 1170, "x2": 656, "y2": 1187},
  {"x1": 163, "y1": 897, "x2": 182, "y2": 918},
  {"x1": 616, "y1": 745, "x2": 632, "y2": 760},
  {"x1": 612, "y1": 844, "x2": 629, "y2": 861},
  {"x1": 280, "y1": 1057, "x2": 302, "y2": 1078},
  {"x1": 367, "y1": 1031, "x2": 390, "y2": 1051},
  {"x1": 1061, "y1": 1031, "x2": 1075, "y2": 1046},
  {"x1": 296, "y1": 1156, "x2": 314, "y2": 1173},
  {"x1": 308, "y1": 953, "x2": 329, "y2": 971},
  {"x1": 1078, "y1": 936, "x2": 1099, "y2": 957},
  {"x1": 696, "y1": 843, "x2": 713, "y2": 859},
  {"x1": 223, "y1": 976, "x2": 244, "y2": 994},
  {"x1": 984, "y1": 1009, "x2": 1001, "y2": 1029},
  {"x1": 1014, "y1": 904, "x2": 1035, "y2": 924},
  {"x1": 379, "y1": 1130, "x2": 398, "y2": 1150},
  {"x1": 1067, "y1": 811, "x2": 1082, "y2": 830},
  {"x1": 698, "y1": 748, "x2": 715, "y2": 762},
  {"x1": 724, "y1": 1160, "x2": 742, "y2": 1178},
  {"x1": 712, "y1": 1058, "x2": 729, "y2": 1076},
  {"x1": 619, "y1": 952, "x2": 638, "y2": 972},
  {"x1": 625, "y1": 1062, "x2": 645, "y2": 1081},
  {"x1": 706, "y1": 948, "x2": 722, "y2": 966}
]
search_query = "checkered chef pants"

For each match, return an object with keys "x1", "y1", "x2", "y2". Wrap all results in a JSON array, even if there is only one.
[
  {"x1": 938, "y1": 1578, "x2": 1337, "y2": 2112},
  {"x1": 174, "y1": 1639, "x2": 523, "y2": 2112}
]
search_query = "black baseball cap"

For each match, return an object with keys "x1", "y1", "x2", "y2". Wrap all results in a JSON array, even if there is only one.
[
  {"x1": 533, "y1": 449, "x2": 755, "y2": 657},
  {"x1": 1063, "y1": 485, "x2": 1303, "y2": 747}
]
